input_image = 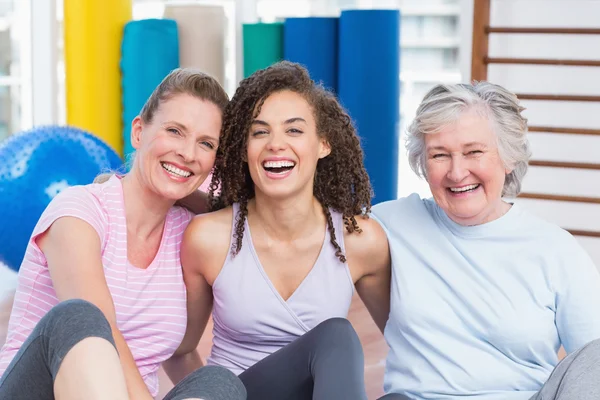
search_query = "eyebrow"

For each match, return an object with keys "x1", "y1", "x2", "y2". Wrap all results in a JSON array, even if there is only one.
[
  {"x1": 427, "y1": 145, "x2": 447, "y2": 152},
  {"x1": 426, "y1": 142, "x2": 487, "y2": 152},
  {"x1": 464, "y1": 142, "x2": 487, "y2": 148},
  {"x1": 252, "y1": 117, "x2": 307, "y2": 126},
  {"x1": 284, "y1": 117, "x2": 307, "y2": 124},
  {"x1": 165, "y1": 121, "x2": 218, "y2": 143},
  {"x1": 251, "y1": 119, "x2": 269, "y2": 127},
  {"x1": 164, "y1": 121, "x2": 189, "y2": 132},
  {"x1": 198, "y1": 134, "x2": 219, "y2": 143}
]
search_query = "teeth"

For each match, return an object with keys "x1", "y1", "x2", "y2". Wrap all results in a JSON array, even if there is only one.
[
  {"x1": 450, "y1": 184, "x2": 479, "y2": 193},
  {"x1": 161, "y1": 162, "x2": 191, "y2": 178},
  {"x1": 263, "y1": 160, "x2": 295, "y2": 168}
]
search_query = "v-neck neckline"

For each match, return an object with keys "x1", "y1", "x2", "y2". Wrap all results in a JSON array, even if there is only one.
[{"x1": 244, "y1": 216, "x2": 328, "y2": 304}]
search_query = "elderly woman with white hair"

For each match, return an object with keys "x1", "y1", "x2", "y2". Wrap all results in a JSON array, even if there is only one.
[{"x1": 374, "y1": 82, "x2": 600, "y2": 400}]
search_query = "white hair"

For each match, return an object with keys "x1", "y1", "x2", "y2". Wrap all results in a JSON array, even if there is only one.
[{"x1": 405, "y1": 82, "x2": 532, "y2": 198}]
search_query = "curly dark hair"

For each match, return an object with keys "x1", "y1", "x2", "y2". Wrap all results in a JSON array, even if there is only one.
[{"x1": 209, "y1": 61, "x2": 373, "y2": 263}]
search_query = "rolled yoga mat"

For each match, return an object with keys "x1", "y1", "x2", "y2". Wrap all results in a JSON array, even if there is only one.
[
  {"x1": 164, "y1": 5, "x2": 226, "y2": 86},
  {"x1": 338, "y1": 9, "x2": 400, "y2": 204},
  {"x1": 284, "y1": 17, "x2": 338, "y2": 93},
  {"x1": 64, "y1": 0, "x2": 132, "y2": 157},
  {"x1": 121, "y1": 19, "x2": 179, "y2": 161},
  {"x1": 243, "y1": 23, "x2": 283, "y2": 78}
]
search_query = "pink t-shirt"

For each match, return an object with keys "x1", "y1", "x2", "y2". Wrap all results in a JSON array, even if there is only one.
[{"x1": 0, "y1": 175, "x2": 193, "y2": 397}]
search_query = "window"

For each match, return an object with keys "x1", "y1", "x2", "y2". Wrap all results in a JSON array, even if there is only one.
[{"x1": 0, "y1": 0, "x2": 29, "y2": 141}]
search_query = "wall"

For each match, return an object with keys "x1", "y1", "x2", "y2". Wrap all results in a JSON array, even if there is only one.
[{"x1": 475, "y1": 0, "x2": 600, "y2": 265}]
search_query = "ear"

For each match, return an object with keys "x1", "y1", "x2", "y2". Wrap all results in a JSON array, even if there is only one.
[
  {"x1": 130, "y1": 116, "x2": 144, "y2": 150},
  {"x1": 318, "y1": 138, "x2": 331, "y2": 159}
]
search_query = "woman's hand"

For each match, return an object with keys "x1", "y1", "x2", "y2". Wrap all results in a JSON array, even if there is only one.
[{"x1": 176, "y1": 190, "x2": 210, "y2": 215}]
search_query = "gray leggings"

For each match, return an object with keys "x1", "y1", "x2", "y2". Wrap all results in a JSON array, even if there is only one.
[
  {"x1": 530, "y1": 338, "x2": 600, "y2": 400},
  {"x1": 379, "y1": 338, "x2": 600, "y2": 400},
  {"x1": 0, "y1": 299, "x2": 246, "y2": 400},
  {"x1": 239, "y1": 317, "x2": 367, "y2": 400}
]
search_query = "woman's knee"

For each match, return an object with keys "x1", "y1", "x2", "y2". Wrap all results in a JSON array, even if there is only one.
[
  {"x1": 187, "y1": 365, "x2": 240, "y2": 384},
  {"x1": 312, "y1": 318, "x2": 362, "y2": 351},
  {"x1": 43, "y1": 299, "x2": 109, "y2": 329},
  {"x1": 176, "y1": 366, "x2": 246, "y2": 400},
  {"x1": 556, "y1": 338, "x2": 600, "y2": 378},
  {"x1": 37, "y1": 299, "x2": 114, "y2": 347},
  {"x1": 22, "y1": 299, "x2": 117, "y2": 379},
  {"x1": 52, "y1": 299, "x2": 104, "y2": 317},
  {"x1": 578, "y1": 338, "x2": 600, "y2": 358},
  {"x1": 314, "y1": 317, "x2": 354, "y2": 334}
]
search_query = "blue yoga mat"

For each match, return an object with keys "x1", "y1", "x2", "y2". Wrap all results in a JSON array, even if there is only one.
[
  {"x1": 284, "y1": 17, "x2": 338, "y2": 93},
  {"x1": 338, "y1": 10, "x2": 400, "y2": 204},
  {"x1": 121, "y1": 19, "x2": 180, "y2": 161}
]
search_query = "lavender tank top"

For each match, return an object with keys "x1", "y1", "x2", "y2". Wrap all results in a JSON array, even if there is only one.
[{"x1": 206, "y1": 203, "x2": 355, "y2": 375}]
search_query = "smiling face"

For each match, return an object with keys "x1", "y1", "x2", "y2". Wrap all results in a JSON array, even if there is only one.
[
  {"x1": 131, "y1": 93, "x2": 223, "y2": 201},
  {"x1": 425, "y1": 108, "x2": 512, "y2": 226},
  {"x1": 246, "y1": 90, "x2": 330, "y2": 200}
]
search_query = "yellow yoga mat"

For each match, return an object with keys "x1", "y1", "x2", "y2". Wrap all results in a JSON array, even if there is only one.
[
  {"x1": 64, "y1": 0, "x2": 132, "y2": 157},
  {"x1": 164, "y1": 5, "x2": 227, "y2": 86}
]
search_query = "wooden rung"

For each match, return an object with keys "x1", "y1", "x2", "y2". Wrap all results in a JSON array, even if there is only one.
[
  {"x1": 528, "y1": 126, "x2": 600, "y2": 136},
  {"x1": 567, "y1": 229, "x2": 600, "y2": 238},
  {"x1": 486, "y1": 27, "x2": 600, "y2": 35},
  {"x1": 485, "y1": 57, "x2": 600, "y2": 67},
  {"x1": 519, "y1": 193, "x2": 600, "y2": 204},
  {"x1": 529, "y1": 160, "x2": 600, "y2": 170},
  {"x1": 516, "y1": 94, "x2": 600, "y2": 102}
]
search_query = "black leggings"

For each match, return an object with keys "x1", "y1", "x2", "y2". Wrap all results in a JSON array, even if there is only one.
[
  {"x1": 0, "y1": 299, "x2": 246, "y2": 400},
  {"x1": 239, "y1": 317, "x2": 368, "y2": 400}
]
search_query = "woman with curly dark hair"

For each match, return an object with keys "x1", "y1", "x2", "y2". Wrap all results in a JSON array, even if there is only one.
[{"x1": 173, "y1": 61, "x2": 391, "y2": 399}]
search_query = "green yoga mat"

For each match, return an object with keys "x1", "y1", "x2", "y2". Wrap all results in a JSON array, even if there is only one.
[{"x1": 243, "y1": 22, "x2": 283, "y2": 77}]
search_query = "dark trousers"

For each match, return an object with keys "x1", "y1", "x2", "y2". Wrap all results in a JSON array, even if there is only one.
[{"x1": 239, "y1": 317, "x2": 368, "y2": 400}]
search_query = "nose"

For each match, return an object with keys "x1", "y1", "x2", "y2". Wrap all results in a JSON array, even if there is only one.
[
  {"x1": 266, "y1": 131, "x2": 287, "y2": 152},
  {"x1": 176, "y1": 140, "x2": 195, "y2": 163},
  {"x1": 447, "y1": 155, "x2": 469, "y2": 182}
]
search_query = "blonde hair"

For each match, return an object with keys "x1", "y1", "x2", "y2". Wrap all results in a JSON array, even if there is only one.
[{"x1": 94, "y1": 68, "x2": 229, "y2": 184}]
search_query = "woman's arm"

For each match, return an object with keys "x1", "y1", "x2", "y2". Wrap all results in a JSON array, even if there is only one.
[
  {"x1": 162, "y1": 211, "x2": 231, "y2": 384},
  {"x1": 39, "y1": 216, "x2": 153, "y2": 400},
  {"x1": 345, "y1": 217, "x2": 392, "y2": 333},
  {"x1": 161, "y1": 247, "x2": 213, "y2": 383},
  {"x1": 555, "y1": 236, "x2": 600, "y2": 353}
]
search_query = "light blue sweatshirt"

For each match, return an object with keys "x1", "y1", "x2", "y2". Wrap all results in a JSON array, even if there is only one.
[{"x1": 372, "y1": 194, "x2": 600, "y2": 400}]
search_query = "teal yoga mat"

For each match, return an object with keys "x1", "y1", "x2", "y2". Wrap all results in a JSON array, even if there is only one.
[
  {"x1": 243, "y1": 23, "x2": 283, "y2": 78},
  {"x1": 121, "y1": 19, "x2": 179, "y2": 161}
]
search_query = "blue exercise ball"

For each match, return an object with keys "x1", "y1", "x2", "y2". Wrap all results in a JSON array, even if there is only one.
[{"x1": 0, "y1": 126, "x2": 123, "y2": 271}]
